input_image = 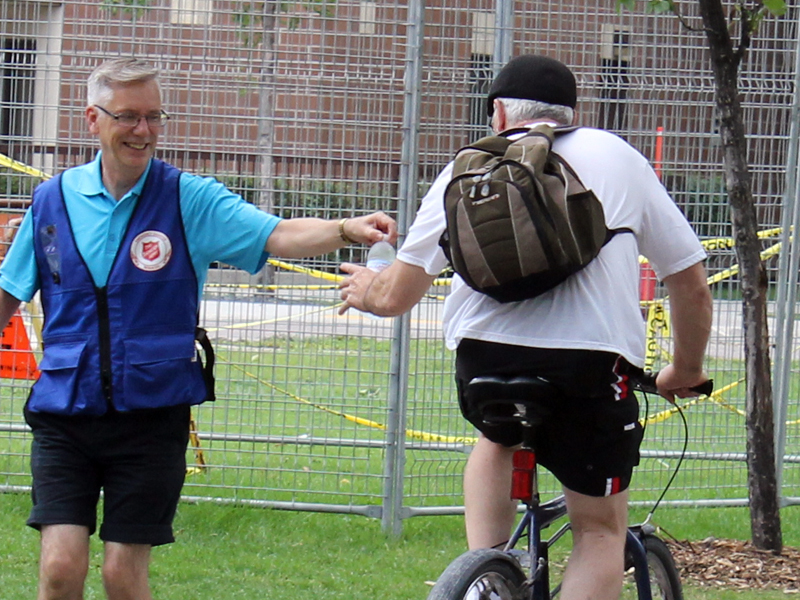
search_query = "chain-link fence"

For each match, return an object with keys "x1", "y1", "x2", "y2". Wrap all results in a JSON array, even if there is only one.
[{"x1": 1, "y1": 0, "x2": 798, "y2": 534}]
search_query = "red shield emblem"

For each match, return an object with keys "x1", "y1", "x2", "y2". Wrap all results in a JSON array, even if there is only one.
[{"x1": 142, "y1": 241, "x2": 161, "y2": 261}]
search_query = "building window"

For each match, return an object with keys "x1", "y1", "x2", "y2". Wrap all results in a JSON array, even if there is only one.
[
  {"x1": 0, "y1": 38, "x2": 36, "y2": 156},
  {"x1": 359, "y1": 1, "x2": 376, "y2": 36},
  {"x1": 599, "y1": 25, "x2": 630, "y2": 132},
  {"x1": 468, "y1": 12, "x2": 494, "y2": 133},
  {"x1": 170, "y1": 0, "x2": 212, "y2": 26},
  {"x1": 468, "y1": 53, "x2": 493, "y2": 132}
]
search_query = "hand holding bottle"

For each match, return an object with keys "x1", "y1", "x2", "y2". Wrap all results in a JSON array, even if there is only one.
[{"x1": 338, "y1": 238, "x2": 395, "y2": 316}]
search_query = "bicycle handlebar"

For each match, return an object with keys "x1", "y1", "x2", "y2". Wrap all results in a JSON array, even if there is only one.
[{"x1": 632, "y1": 370, "x2": 714, "y2": 397}]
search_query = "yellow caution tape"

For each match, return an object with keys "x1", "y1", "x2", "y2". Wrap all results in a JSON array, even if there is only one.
[
  {"x1": 267, "y1": 258, "x2": 343, "y2": 282},
  {"x1": 644, "y1": 301, "x2": 670, "y2": 372},
  {"x1": 200, "y1": 355, "x2": 479, "y2": 446},
  {"x1": 641, "y1": 378, "x2": 744, "y2": 425},
  {"x1": 187, "y1": 414, "x2": 207, "y2": 474},
  {"x1": 702, "y1": 238, "x2": 735, "y2": 252},
  {"x1": 3, "y1": 154, "x2": 791, "y2": 458},
  {"x1": 0, "y1": 153, "x2": 50, "y2": 179},
  {"x1": 705, "y1": 241, "x2": 782, "y2": 286}
]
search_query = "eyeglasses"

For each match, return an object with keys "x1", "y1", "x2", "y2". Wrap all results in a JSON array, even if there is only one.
[{"x1": 93, "y1": 105, "x2": 170, "y2": 128}]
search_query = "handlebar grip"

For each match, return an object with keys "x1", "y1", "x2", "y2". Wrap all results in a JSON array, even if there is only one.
[
  {"x1": 692, "y1": 379, "x2": 714, "y2": 396},
  {"x1": 633, "y1": 371, "x2": 713, "y2": 396}
]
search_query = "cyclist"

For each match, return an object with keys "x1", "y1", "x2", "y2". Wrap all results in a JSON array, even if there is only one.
[{"x1": 338, "y1": 55, "x2": 712, "y2": 600}]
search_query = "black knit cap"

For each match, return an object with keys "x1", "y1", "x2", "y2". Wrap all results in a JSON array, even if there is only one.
[{"x1": 487, "y1": 55, "x2": 577, "y2": 117}]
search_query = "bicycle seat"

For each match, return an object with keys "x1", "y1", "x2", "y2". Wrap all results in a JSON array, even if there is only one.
[{"x1": 466, "y1": 376, "x2": 559, "y2": 426}]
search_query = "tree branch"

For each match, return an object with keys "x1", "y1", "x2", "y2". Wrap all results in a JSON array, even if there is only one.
[
  {"x1": 733, "y1": 2, "x2": 753, "y2": 65},
  {"x1": 664, "y1": 0, "x2": 708, "y2": 32}
]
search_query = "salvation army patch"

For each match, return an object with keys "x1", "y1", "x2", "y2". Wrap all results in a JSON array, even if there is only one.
[{"x1": 130, "y1": 230, "x2": 172, "y2": 272}]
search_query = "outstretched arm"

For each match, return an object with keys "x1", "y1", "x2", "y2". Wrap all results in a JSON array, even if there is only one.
[
  {"x1": 338, "y1": 260, "x2": 437, "y2": 317},
  {"x1": 656, "y1": 261, "x2": 713, "y2": 401},
  {"x1": 265, "y1": 212, "x2": 397, "y2": 258}
]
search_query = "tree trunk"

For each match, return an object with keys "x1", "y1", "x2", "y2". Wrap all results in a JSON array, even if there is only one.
[
  {"x1": 697, "y1": 0, "x2": 782, "y2": 553},
  {"x1": 256, "y1": 0, "x2": 277, "y2": 288}
]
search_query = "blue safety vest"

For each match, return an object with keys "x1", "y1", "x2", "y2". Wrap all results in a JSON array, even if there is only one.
[{"x1": 29, "y1": 159, "x2": 212, "y2": 415}]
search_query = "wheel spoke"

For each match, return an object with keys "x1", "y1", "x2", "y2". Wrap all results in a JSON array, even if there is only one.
[{"x1": 465, "y1": 572, "x2": 520, "y2": 600}]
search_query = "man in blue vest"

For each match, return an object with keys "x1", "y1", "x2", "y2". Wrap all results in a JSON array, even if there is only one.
[{"x1": 0, "y1": 57, "x2": 395, "y2": 600}]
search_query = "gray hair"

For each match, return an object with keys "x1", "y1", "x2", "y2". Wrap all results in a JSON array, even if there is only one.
[
  {"x1": 496, "y1": 97, "x2": 574, "y2": 127},
  {"x1": 87, "y1": 57, "x2": 161, "y2": 106}
]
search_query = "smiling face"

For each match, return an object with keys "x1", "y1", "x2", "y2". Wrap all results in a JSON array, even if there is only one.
[{"x1": 86, "y1": 79, "x2": 162, "y2": 191}]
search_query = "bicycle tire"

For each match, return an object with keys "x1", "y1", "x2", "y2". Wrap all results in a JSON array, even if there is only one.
[
  {"x1": 427, "y1": 548, "x2": 528, "y2": 600},
  {"x1": 622, "y1": 534, "x2": 683, "y2": 600}
]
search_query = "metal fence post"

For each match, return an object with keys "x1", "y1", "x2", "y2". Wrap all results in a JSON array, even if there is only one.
[
  {"x1": 381, "y1": 0, "x2": 425, "y2": 537},
  {"x1": 493, "y1": 0, "x2": 514, "y2": 73},
  {"x1": 772, "y1": 28, "x2": 800, "y2": 505}
]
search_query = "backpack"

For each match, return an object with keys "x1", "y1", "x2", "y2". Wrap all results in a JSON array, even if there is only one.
[{"x1": 438, "y1": 123, "x2": 632, "y2": 303}]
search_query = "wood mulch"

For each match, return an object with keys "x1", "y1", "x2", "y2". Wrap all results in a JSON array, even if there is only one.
[{"x1": 666, "y1": 538, "x2": 800, "y2": 593}]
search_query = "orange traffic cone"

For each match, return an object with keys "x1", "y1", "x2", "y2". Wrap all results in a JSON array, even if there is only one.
[{"x1": 0, "y1": 311, "x2": 40, "y2": 380}]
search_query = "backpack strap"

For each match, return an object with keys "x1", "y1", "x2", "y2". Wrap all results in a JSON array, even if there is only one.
[
  {"x1": 195, "y1": 326, "x2": 216, "y2": 402},
  {"x1": 604, "y1": 227, "x2": 635, "y2": 245},
  {"x1": 499, "y1": 126, "x2": 535, "y2": 138},
  {"x1": 551, "y1": 125, "x2": 636, "y2": 246},
  {"x1": 459, "y1": 134, "x2": 514, "y2": 156},
  {"x1": 553, "y1": 124, "x2": 581, "y2": 135}
]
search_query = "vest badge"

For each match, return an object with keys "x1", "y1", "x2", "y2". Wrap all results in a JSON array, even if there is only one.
[{"x1": 130, "y1": 230, "x2": 173, "y2": 272}]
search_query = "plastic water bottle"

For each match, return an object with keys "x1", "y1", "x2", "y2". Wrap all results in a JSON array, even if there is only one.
[
  {"x1": 363, "y1": 240, "x2": 395, "y2": 319},
  {"x1": 366, "y1": 240, "x2": 395, "y2": 272}
]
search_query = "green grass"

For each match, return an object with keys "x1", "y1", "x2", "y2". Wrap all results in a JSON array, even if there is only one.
[
  {"x1": 1, "y1": 337, "x2": 799, "y2": 598},
  {"x1": 0, "y1": 492, "x2": 797, "y2": 599},
  {"x1": 2, "y1": 337, "x2": 799, "y2": 508}
]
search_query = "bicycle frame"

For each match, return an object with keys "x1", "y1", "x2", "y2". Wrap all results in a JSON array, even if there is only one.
[
  {"x1": 505, "y1": 449, "x2": 655, "y2": 600},
  {"x1": 427, "y1": 372, "x2": 703, "y2": 600}
]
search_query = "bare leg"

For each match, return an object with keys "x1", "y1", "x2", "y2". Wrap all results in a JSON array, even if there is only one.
[
  {"x1": 102, "y1": 542, "x2": 153, "y2": 600},
  {"x1": 463, "y1": 434, "x2": 519, "y2": 549},
  {"x1": 38, "y1": 524, "x2": 90, "y2": 600},
  {"x1": 560, "y1": 487, "x2": 629, "y2": 600}
]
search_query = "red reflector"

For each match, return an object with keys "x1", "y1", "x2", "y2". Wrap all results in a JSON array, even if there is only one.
[
  {"x1": 511, "y1": 449, "x2": 536, "y2": 502},
  {"x1": 511, "y1": 470, "x2": 533, "y2": 502},
  {"x1": 513, "y1": 449, "x2": 536, "y2": 470}
]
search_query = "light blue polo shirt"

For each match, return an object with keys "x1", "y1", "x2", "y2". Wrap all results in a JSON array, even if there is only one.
[{"x1": 0, "y1": 153, "x2": 281, "y2": 302}]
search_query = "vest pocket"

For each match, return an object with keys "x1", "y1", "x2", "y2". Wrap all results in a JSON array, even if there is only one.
[
  {"x1": 30, "y1": 340, "x2": 89, "y2": 414},
  {"x1": 121, "y1": 333, "x2": 201, "y2": 410}
]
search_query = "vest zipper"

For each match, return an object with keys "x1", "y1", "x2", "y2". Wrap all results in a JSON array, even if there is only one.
[{"x1": 95, "y1": 287, "x2": 114, "y2": 409}]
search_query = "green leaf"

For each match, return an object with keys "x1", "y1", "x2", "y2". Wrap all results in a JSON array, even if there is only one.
[
  {"x1": 100, "y1": 0, "x2": 151, "y2": 18},
  {"x1": 647, "y1": 0, "x2": 674, "y2": 14},
  {"x1": 763, "y1": 0, "x2": 787, "y2": 17},
  {"x1": 615, "y1": 0, "x2": 636, "y2": 13}
]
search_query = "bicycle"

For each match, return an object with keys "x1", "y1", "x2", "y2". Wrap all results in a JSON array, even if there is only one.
[{"x1": 426, "y1": 371, "x2": 713, "y2": 600}]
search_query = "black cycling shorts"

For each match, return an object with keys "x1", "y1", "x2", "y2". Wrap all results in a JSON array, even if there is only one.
[
  {"x1": 25, "y1": 403, "x2": 191, "y2": 546},
  {"x1": 455, "y1": 339, "x2": 644, "y2": 497}
]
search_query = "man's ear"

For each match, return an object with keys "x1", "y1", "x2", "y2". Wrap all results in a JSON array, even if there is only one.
[
  {"x1": 86, "y1": 105, "x2": 100, "y2": 134},
  {"x1": 492, "y1": 99, "x2": 506, "y2": 133}
]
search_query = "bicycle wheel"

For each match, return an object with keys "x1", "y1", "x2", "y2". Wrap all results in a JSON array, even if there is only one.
[
  {"x1": 621, "y1": 534, "x2": 683, "y2": 600},
  {"x1": 427, "y1": 548, "x2": 528, "y2": 600}
]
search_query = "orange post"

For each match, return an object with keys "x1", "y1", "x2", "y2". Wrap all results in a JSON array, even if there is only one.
[
  {"x1": 639, "y1": 261, "x2": 658, "y2": 302},
  {"x1": 640, "y1": 126, "x2": 665, "y2": 304},
  {"x1": 654, "y1": 126, "x2": 664, "y2": 181},
  {"x1": 0, "y1": 311, "x2": 40, "y2": 380}
]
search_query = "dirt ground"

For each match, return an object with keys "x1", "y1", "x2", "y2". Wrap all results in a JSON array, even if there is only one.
[{"x1": 666, "y1": 538, "x2": 800, "y2": 593}]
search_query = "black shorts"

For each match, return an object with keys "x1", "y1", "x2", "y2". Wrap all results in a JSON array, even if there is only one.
[
  {"x1": 24, "y1": 404, "x2": 191, "y2": 546},
  {"x1": 455, "y1": 339, "x2": 644, "y2": 497}
]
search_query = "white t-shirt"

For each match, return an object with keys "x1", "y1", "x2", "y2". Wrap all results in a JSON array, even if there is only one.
[{"x1": 397, "y1": 127, "x2": 706, "y2": 366}]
